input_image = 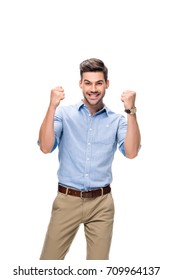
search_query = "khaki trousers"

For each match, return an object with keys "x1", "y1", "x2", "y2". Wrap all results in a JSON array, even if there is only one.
[{"x1": 40, "y1": 191, "x2": 115, "y2": 260}]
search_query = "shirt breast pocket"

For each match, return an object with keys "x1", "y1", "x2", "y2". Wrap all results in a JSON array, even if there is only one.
[{"x1": 93, "y1": 130, "x2": 116, "y2": 145}]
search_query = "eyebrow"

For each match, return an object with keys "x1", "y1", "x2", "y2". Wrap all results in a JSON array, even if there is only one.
[{"x1": 84, "y1": 79, "x2": 104, "y2": 83}]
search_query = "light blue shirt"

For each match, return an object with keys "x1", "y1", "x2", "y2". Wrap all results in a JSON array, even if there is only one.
[{"x1": 50, "y1": 101, "x2": 127, "y2": 191}]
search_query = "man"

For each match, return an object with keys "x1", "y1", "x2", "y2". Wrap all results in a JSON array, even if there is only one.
[{"x1": 38, "y1": 58, "x2": 141, "y2": 260}]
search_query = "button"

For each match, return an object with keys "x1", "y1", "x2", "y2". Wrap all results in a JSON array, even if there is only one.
[
  {"x1": 88, "y1": 142, "x2": 91, "y2": 145},
  {"x1": 85, "y1": 174, "x2": 88, "y2": 176}
]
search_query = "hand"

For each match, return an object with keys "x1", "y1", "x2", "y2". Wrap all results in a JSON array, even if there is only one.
[
  {"x1": 50, "y1": 86, "x2": 65, "y2": 108},
  {"x1": 121, "y1": 90, "x2": 136, "y2": 109}
]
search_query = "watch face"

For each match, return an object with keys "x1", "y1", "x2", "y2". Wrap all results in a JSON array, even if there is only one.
[{"x1": 125, "y1": 107, "x2": 137, "y2": 114}]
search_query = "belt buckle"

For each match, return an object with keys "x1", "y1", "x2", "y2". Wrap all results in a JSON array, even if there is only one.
[
  {"x1": 80, "y1": 190, "x2": 91, "y2": 199},
  {"x1": 80, "y1": 190, "x2": 85, "y2": 199},
  {"x1": 80, "y1": 188, "x2": 104, "y2": 198},
  {"x1": 80, "y1": 190, "x2": 93, "y2": 199},
  {"x1": 80, "y1": 190, "x2": 90, "y2": 199}
]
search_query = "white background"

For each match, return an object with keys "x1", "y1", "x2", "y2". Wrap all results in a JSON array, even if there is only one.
[{"x1": 0, "y1": 0, "x2": 173, "y2": 279}]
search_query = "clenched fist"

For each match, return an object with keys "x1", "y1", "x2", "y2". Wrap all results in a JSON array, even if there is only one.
[
  {"x1": 50, "y1": 86, "x2": 65, "y2": 108},
  {"x1": 121, "y1": 90, "x2": 136, "y2": 109}
]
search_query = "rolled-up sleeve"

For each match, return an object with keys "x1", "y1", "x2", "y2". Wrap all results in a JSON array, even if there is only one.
[
  {"x1": 117, "y1": 115, "x2": 127, "y2": 156},
  {"x1": 37, "y1": 108, "x2": 63, "y2": 152},
  {"x1": 52, "y1": 107, "x2": 63, "y2": 151}
]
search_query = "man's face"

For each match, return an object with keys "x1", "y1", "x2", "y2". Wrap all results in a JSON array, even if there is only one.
[{"x1": 79, "y1": 72, "x2": 109, "y2": 108}]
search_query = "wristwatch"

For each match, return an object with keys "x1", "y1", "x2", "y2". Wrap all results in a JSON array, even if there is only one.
[{"x1": 125, "y1": 107, "x2": 137, "y2": 114}]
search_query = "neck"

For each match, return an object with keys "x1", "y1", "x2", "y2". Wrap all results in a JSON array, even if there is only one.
[{"x1": 82, "y1": 99, "x2": 104, "y2": 115}]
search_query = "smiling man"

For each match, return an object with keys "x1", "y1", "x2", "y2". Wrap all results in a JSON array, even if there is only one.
[
  {"x1": 38, "y1": 58, "x2": 141, "y2": 260},
  {"x1": 80, "y1": 72, "x2": 108, "y2": 112}
]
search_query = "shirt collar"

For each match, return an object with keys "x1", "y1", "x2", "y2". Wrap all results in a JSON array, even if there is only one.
[{"x1": 77, "y1": 100, "x2": 110, "y2": 117}]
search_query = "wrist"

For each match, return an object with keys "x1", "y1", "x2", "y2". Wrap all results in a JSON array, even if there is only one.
[
  {"x1": 48, "y1": 104, "x2": 58, "y2": 114},
  {"x1": 125, "y1": 107, "x2": 137, "y2": 115}
]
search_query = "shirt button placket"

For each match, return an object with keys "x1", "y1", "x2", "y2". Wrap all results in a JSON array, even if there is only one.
[{"x1": 84, "y1": 116, "x2": 93, "y2": 189}]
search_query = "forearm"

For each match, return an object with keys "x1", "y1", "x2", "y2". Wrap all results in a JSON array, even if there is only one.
[
  {"x1": 124, "y1": 114, "x2": 141, "y2": 159},
  {"x1": 39, "y1": 105, "x2": 56, "y2": 153}
]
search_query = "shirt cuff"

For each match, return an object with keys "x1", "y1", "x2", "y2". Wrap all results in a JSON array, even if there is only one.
[{"x1": 119, "y1": 142, "x2": 126, "y2": 156}]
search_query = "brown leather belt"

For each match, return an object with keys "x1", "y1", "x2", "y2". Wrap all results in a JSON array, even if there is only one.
[{"x1": 58, "y1": 183, "x2": 111, "y2": 198}]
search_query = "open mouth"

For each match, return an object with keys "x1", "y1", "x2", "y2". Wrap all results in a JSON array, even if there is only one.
[{"x1": 88, "y1": 92, "x2": 101, "y2": 100}]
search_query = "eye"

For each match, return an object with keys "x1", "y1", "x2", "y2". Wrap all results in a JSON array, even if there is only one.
[
  {"x1": 96, "y1": 82, "x2": 103, "y2": 86},
  {"x1": 84, "y1": 81, "x2": 91, "y2": 85}
]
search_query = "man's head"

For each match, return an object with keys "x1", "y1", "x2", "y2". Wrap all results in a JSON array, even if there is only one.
[
  {"x1": 79, "y1": 58, "x2": 109, "y2": 112},
  {"x1": 80, "y1": 58, "x2": 108, "y2": 81}
]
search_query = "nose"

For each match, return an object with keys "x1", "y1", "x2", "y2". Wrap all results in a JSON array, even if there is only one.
[{"x1": 91, "y1": 84, "x2": 97, "y2": 92}]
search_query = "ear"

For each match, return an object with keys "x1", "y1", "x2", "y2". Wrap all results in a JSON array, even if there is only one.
[
  {"x1": 106, "y1": 80, "x2": 110, "y2": 89},
  {"x1": 79, "y1": 80, "x2": 82, "y2": 89}
]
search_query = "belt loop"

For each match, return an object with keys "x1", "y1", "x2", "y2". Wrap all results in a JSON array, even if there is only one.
[
  {"x1": 101, "y1": 187, "x2": 103, "y2": 196},
  {"x1": 65, "y1": 187, "x2": 69, "y2": 196}
]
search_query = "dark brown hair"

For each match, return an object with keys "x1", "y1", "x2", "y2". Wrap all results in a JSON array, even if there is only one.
[{"x1": 80, "y1": 58, "x2": 108, "y2": 81}]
